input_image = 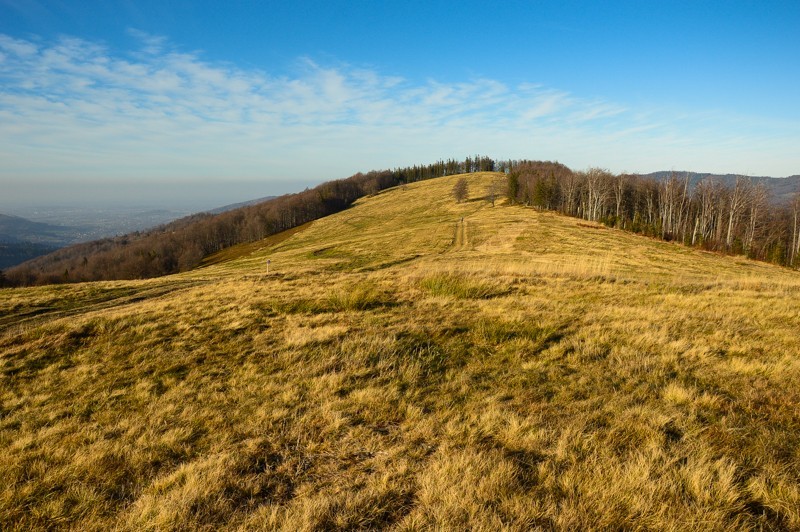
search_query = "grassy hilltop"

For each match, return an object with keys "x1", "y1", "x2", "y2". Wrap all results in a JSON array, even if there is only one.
[{"x1": 2, "y1": 172, "x2": 800, "y2": 530}]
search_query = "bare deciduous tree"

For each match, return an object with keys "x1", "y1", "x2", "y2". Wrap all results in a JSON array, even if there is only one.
[
  {"x1": 585, "y1": 168, "x2": 613, "y2": 222},
  {"x1": 791, "y1": 191, "x2": 800, "y2": 266},
  {"x1": 657, "y1": 172, "x2": 691, "y2": 240},
  {"x1": 744, "y1": 182, "x2": 768, "y2": 255},
  {"x1": 485, "y1": 178, "x2": 503, "y2": 207},
  {"x1": 726, "y1": 177, "x2": 751, "y2": 249},
  {"x1": 613, "y1": 174, "x2": 628, "y2": 227},
  {"x1": 693, "y1": 178, "x2": 721, "y2": 246},
  {"x1": 452, "y1": 177, "x2": 469, "y2": 203}
]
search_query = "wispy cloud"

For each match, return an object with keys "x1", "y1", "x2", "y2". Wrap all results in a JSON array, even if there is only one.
[{"x1": 0, "y1": 32, "x2": 798, "y2": 183}]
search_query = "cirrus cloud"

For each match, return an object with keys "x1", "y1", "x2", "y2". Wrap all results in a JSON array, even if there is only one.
[{"x1": 0, "y1": 31, "x2": 798, "y2": 185}]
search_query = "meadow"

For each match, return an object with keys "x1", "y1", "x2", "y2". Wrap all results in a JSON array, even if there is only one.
[{"x1": 2, "y1": 173, "x2": 799, "y2": 530}]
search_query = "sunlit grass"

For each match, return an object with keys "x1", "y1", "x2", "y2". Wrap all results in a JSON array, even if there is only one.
[
  {"x1": 418, "y1": 272, "x2": 507, "y2": 299},
  {"x1": 1, "y1": 173, "x2": 799, "y2": 529}
]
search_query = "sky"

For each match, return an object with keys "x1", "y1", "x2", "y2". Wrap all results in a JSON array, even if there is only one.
[{"x1": 1, "y1": 0, "x2": 799, "y2": 209}]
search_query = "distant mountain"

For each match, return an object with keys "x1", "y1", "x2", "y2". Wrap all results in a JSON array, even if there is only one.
[
  {"x1": 205, "y1": 196, "x2": 277, "y2": 215},
  {"x1": 643, "y1": 172, "x2": 800, "y2": 203},
  {"x1": 0, "y1": 213, "x2": 78, "y2": 246},
  {"x1": 0, "y1": 214, "x2": 79, "y2": 269}
]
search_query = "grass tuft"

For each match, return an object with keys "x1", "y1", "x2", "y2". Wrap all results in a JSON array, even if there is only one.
[
  {"x1": 326, "y1": 282, "x2": 391, "y2": 311},
  {"x1": 419, "y1": 272, "x2": 508, "y2": 299}
]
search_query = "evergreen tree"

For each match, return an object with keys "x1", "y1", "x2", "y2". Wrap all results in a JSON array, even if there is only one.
[{"x1": 507, "y1": 173, "x2": 520, "y2": 204}]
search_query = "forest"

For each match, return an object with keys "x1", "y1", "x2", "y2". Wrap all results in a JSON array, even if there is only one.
[
  {"x1": 505, "y1": 162, "x2": 800, "y2": 265},
  {"x1": 2, "y1": 156, "x2": 799, "y2": 287}
]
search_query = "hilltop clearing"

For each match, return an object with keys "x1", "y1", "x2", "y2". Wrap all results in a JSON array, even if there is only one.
[{"x1": 2, "y1": 173, "x2": 799, "y2": 529}]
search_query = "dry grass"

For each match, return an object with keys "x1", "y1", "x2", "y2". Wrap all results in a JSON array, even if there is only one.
[{"x1": 2, "y1": 172, "x2": 800, "y2": 530}]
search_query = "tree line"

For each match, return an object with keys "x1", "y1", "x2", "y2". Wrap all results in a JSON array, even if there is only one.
[
  {"x1": 505, "y1": 161, "x2": 800, "y2": 266},
  {"x1": 1, "y1": 156, "x2": 499, "y2": 286}
]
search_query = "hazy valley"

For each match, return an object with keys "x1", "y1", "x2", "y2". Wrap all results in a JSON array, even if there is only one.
[
  {"x1": 0, "y1": 196, "x2": 278, "y2": 270},
  {"x1": 0, "y1": 208, "x2": 190, "y2": 270}
]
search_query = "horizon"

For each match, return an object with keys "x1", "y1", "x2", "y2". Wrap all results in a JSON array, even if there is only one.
[
  {"x1": 4, "y1": 165, "x2": 800, "y2": 217},
  {"x1": 0, "y1": 178, "x2": 315, "y2": 215},
  {"x1": 2, "y1": 1, "x2": 799, "y2": 208}
]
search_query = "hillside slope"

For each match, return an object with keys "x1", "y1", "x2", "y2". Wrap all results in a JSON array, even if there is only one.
[{"x1": 2, "y1": 173, "x2": 800, "y2": 530}]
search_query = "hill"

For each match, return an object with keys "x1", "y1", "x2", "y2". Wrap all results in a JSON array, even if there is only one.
[
  {"x1": 1, "y1": 160, "x2": 440, "y2": 285},
  {"x1": 0, "y1": 196, "x2": 281, "y2": 272},
  {"x1": 2, "y1": 173, "x2": 799, "y2": 529},
  {"x1": 0, "y1": 207, "x2": 205, "y2": 270},
  {"x1": 7, "y1": 158, "x2": 800, "y2": 288}
]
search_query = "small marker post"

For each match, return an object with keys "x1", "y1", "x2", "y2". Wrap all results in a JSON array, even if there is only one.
[{"x1": 267, "y1": 259, "x2": 271, "y2": 274}]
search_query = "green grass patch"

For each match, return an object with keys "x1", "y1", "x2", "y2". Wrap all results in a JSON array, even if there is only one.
[{"x1": 419, "y1": 273, "x2": 508, "y2": 299}]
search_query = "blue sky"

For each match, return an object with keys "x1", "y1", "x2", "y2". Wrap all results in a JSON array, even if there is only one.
[{"x1": 1, "y1": 0, "x2": 799, "y2": 207}]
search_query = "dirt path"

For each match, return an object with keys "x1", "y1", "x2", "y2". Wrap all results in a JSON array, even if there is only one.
[{"x1": 452, "y1": 219, "x2": 470, "y2": 251}]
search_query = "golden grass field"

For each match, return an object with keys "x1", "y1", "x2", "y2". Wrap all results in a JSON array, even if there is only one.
[{"x1": 2, "y1": 172, "x2": 800, "y2": 530}]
